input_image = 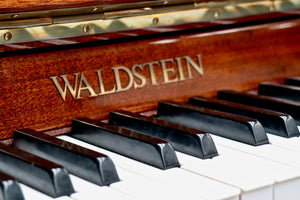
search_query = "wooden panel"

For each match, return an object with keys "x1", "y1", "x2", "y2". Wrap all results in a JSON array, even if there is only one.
[
  {"x1": 0, "y1": 11, "x2": 298, "y2": 52},
  {"x1": 0, "y1": 0, "x2": 184, "y2": 14},
  {"x1": 0, "y1": 18, "x2": 300, "y2": 139},
  {"x1": 0, "y1": 0, "x2": 167, "y2": 13}
]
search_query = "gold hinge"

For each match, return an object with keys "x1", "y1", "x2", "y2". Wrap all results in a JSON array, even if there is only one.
[{"x1": 0, "y1": 0, "x2": 299, "y2": 44}]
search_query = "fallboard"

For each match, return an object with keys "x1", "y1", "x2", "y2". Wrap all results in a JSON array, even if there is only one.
[{"x1": 0, "y1": 17, "x2": 300, "y2": 139}]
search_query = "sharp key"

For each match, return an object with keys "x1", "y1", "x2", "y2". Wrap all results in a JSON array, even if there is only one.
[
  {"x1": 70, "y1": 118, "x2": 180, "y2": 169},
  {"x1": 13, "y1": 129, "x2": 120, "y2": 186},
  {"x1": 258, "y1": 81, "x2": 300, "y2": 101},
  {"x1": 218, "y1": 90, "x2": 300, "y2": 124},
  {"x1": 0, "y1": 172, "x2": 24, "y2": 200},
  {"x1": 285, "y1": 77, "x2": 300, "y2": 87},
  {"x1": 109, "y1": 110, "x2": 218, "y2": 159},
  {"x1": 156, "y1": 101, "x2": 269, "y2": 146},
  {"x1": 0, "y1": 143, "x2": 74, "y2": 198},
  {"x1": 189, "y1": 96, "x2": 299, "y2": 138}
]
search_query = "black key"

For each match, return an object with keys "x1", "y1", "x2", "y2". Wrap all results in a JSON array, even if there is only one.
[
  {"x1": 0, "y1": 143, "x2": 74, "y2": 198},
  {"x1": 218, "y1": 90, "x2": 300, "y2": 124},
  {"x1": 109, "y1": 110, "x2": 218, "y2": 159},
  {"x1": 189, "y1": 96, "x2": 299, "y2": 138},
  {"x1": 70, "y1": 118, "x2": 180, "y2": 169},
  {"x1": 258, "y1": 82, "x2": 300, "y2": 101},
  {"x1": 13, "y1": 129, "x2": 120, "y2": 186},
  {"x1": 0, "y1": 172, "x2": 24, "y2": 200},
  {"x1": 285, "y1": 77, "x2": 300, "y2": 87},
  {"x1": 156, "y1": 101, "x2": 269, "y2": 146}
]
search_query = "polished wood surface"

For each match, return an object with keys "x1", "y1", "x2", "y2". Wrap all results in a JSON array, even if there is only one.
[
  {"x1": 0, "y1": 0, "x2": 148, "y2": 13},
  {"x1": 1, "y1": 10, "x2": 298, "y2": 52},
  {"x1": 0, "y1": 18, "x2": 300, "y2": 139}
]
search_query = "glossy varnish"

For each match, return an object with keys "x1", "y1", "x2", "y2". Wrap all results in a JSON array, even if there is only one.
[
  {"x1": 0, "y1": 0, "x2": 149, "y2": 13},
  {"x1": 0, "y1": 18, "x2": 300, "y2": 139}
]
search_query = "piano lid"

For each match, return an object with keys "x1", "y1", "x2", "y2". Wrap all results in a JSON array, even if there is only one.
[{"x1": 0, "y1": 0, "x2": 299, "y2": 47}]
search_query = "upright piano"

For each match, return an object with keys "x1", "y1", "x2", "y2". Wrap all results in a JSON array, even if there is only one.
[{"x1": 0, "y1": 0, "x2": 300, "y2": 199}]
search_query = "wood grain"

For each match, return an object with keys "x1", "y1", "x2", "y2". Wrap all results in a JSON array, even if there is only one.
[
  {"x1": 0, "y1": 18, "x2": 300, "y2": 139},
  {"x1": 0, "y1": 0, "x2": 166, "y2": 13},
  {"x1": 1, "y1": 10, "x2": 298, "y2": 52}
]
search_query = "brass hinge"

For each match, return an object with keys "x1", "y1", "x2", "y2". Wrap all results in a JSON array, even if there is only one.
[{"x1": 0, "y1": 0, "x2": 299, "y2": 44}]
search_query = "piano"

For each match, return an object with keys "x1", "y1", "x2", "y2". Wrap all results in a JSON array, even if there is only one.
[{"x1": 0, "y1": 0, "x2": 300, "y2": 199}]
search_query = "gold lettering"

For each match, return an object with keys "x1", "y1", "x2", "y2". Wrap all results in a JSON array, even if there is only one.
[
  {"x1": 143, "y1": 61, "x2": 159, "y2": 85},
  {"x1": 112, "y1": 66, "x2": 134, "y2": 92},
  {"x1": 51, "y1": 54, "x2": 204, "y2": 100},
  {"x1": 174, "y1": 57, "x2": 186, "y2": 81},
  {"x1": 76, "y1": 73, "x2": 98, "y2": 99},
  {"x1": 185, "y1": 54, "x2": 203, "y2": 79},
  {"x1": 50, "y1": 73, "x2": 79, "y2": 101},
  {"x1": 160, "y1": 58, "x2": 178, "y2": 84},
  {"x1": 95, "y1": 69, "x2": 116, "y2": 95},
  {"x1": 132, "y1": 64, "x2": 146, "y2": 89}
]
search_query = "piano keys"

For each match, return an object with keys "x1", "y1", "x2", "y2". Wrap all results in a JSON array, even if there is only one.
[
  {"x1": 13, "y1": 129, "x2": 120, "y2": 186},
  {"x1": 5, "y1": 77, "x2": 300, "y2": 200},
  {"x1": 0, "y1": 172, "x2": 24, "y2": 200},
  {"x1": 188, "y1": 96, "x2": 300, "y2": 138},
  {"x1": 70, "y1": 118, "x2": 180, "y2": 169},
  {"x1": 155, "y1": 101, "x2": 269, "y2": 146},
  {"x1": 0, "y1": 143, "x2": 74, "y2": 198},
  {"x1": 285, "y1": 77, "x2": 300, "y2": 87},
  {"x1": 258, "y1": 82, "x2": 300, "y2": 102},
  {"x1": 59, "y1": 134, "x2": 300, "y2": 200},
  {"x1": 218, "y1": 90, "x2": 300, "y2": 123},
  {"x1": 108, "y1": 110, "x2": 218, "y2": 159}
]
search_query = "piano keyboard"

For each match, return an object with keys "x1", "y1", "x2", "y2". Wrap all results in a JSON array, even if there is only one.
[{"x1": 3, "y1": 77, "x2": 300, "y2": 200}]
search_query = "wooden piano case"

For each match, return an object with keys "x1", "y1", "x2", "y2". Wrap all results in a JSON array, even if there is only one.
[{"x1": 0, "y1": 0, "x2": 299, "y2": 139}]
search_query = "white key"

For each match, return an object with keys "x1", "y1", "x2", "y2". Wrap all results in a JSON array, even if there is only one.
[
  {"x1": 59, "y1": 135, "x2": 240, "y2": 200},
  {"x1": 20, "y1": 183, "x2": 73, "y2": 200},
  {"x1": 212, "y1": 134, "x2": 300, "y2": 168},
  {"x1": 267, "y1": 134, "x2": 300, "y2": 152},
  {"x1": 210, "y1": 135, "x2": 300, "y2": 200},
  {"x1": 178, "y1": 149, "x2": 275, "y2": 200},
  {"x1": 70, "y1": 175, "x2": 133, "y2": 200},
  {"x1": 111, "y1": 162, "x2": 239, "y2": 200},
  {"x1": 110, "y1": 168, "x2": 179, "y2": 200}
]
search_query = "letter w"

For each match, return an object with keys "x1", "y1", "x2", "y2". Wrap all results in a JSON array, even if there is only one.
[{"x1": 50, "y1": 73, "x2": 79, "y2": 101}]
